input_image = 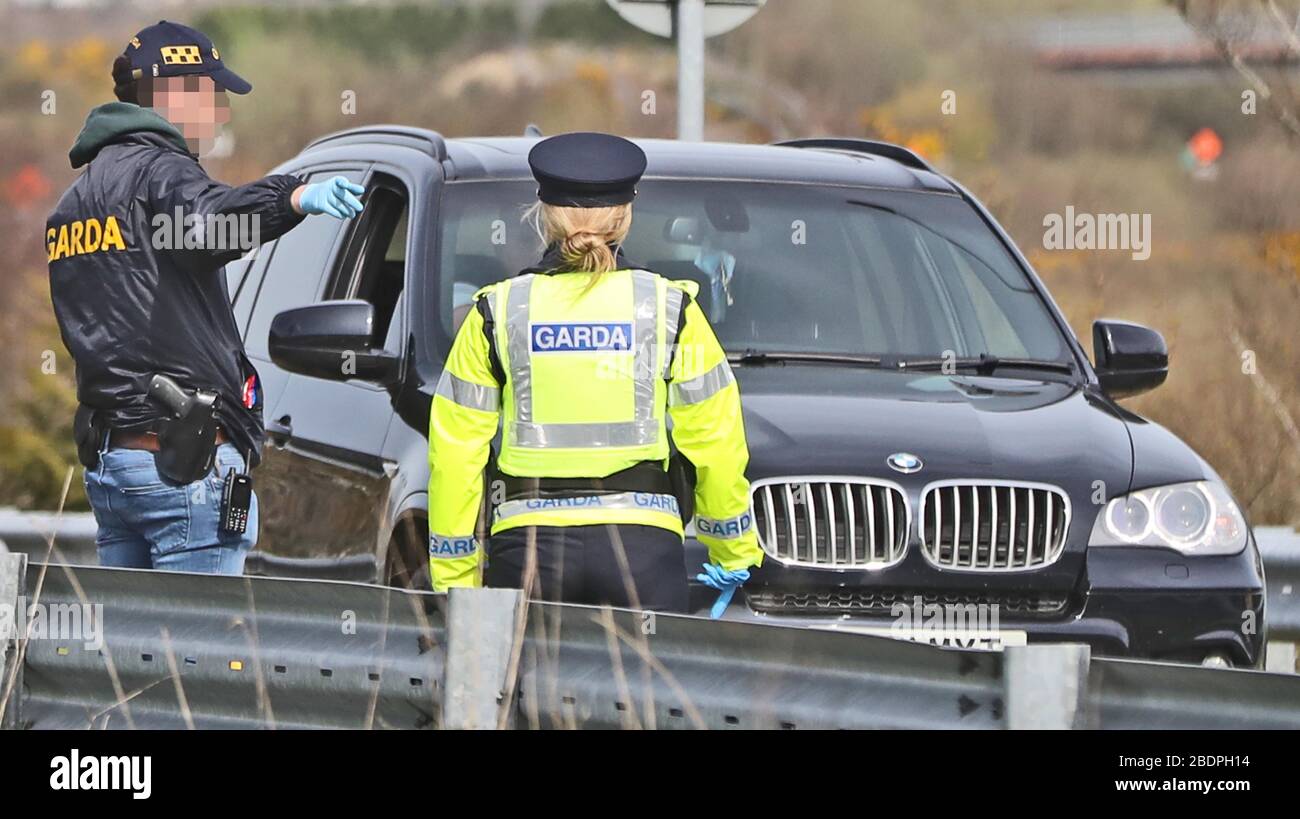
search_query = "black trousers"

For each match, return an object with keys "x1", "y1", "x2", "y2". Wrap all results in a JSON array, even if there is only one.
[{"x1": 484, "y1": 524, "x2": 688, "y2": 613}]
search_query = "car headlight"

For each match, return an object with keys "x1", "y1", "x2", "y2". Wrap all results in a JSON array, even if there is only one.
[{"x1": 1088, "y1": 481, "x2": 1247, "y2": 556}]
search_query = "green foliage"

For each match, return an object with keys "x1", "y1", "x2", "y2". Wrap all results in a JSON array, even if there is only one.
[
  {"x1": 0, "y1": 343, "x2": 84, "y2": 511},
  {"x1": 196, "y1": 3, "x2": 514, "y2": 65},
  {"x1": 534, "y1": 1, "x2": 662, "y2": 45},
  {"x1": 193, "y1": 0, "x2": 650, "y2": 68}
]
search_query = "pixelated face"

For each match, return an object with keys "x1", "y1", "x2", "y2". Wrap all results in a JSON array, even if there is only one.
[{"x1": 149, "y1": 75, "x2": 230, "y2": 156}]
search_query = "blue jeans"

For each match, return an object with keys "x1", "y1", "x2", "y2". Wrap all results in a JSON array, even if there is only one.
[{"x1": 84, "y1": 442, "x2": 258, "y2": 574}]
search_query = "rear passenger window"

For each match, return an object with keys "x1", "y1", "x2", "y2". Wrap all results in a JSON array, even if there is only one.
[
  {"x1": 228, "y1": 244, "x2": 269, "y2": 336},
  {"x1": 224, "y1": 247, "x2": 257, "y2": 303},
  {"x1": 244, "y1": 169, "x2": 365, "y2": 359}
]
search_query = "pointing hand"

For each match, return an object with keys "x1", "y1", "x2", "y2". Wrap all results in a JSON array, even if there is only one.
[{"x1": 296, "y1": 176, "x2": 365, "y2": 219}]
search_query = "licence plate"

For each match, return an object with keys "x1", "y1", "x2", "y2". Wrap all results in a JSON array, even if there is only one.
[{"x1": 821, "y1": 624, "x2": 1028, "y2": 651}]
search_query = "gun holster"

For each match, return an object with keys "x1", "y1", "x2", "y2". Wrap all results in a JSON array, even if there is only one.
[{"x1": 148, "y1": 374, "x2": 220, "y2": 485}]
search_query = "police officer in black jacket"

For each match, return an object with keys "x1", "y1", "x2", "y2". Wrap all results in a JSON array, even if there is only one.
[{"x1": 47, "y1": 21, "x2": 365, "y2": 573}]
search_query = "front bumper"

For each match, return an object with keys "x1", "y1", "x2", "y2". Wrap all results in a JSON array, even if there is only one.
[{"x1": 685, "y1": 536, "x2": 1267, "y2": 667}]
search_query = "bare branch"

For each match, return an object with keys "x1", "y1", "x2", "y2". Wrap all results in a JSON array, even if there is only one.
[{"x1": 1171, "y1": 0, "x2": 1300, "y2": 141}]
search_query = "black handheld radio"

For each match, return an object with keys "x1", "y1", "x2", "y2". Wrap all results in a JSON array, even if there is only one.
[{"x1": 220, "y1": 470, "x2": 253, "y2": 535}]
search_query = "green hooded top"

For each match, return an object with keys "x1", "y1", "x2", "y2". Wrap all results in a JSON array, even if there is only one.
[{"x1": 68, "y1": 102, "x2": 192, "y2": 169}]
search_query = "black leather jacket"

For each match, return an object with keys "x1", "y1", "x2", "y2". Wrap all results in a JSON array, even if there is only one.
[{"x1": 47, "y1": 103, "x2": 305, "y2": 465}]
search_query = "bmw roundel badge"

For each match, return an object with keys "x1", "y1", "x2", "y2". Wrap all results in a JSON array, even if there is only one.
[{"x1": 887, "y1": 452, "x2": 923, "y2": 474}]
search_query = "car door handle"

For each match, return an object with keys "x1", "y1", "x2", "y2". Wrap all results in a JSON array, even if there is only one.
[{"x1": 266, "y1": 414, "x2": 292, "y2": 445}]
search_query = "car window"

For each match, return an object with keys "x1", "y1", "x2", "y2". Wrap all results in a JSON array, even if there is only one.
[
  {"x1": 435, "y1": 182, "x2": 539, "y2": 337},
  {"x1": 244, "y1": 169, "x2": 365, "y2": 359},
  {"x1": 325, "y1": 173, "x2": 409, "y2": 347},
  {"x1": 432, "y1": 179, "x2": 1069, "y2": 363},
  {"x1": 946, "y1": 242, "x2": 1028, "y2": 357},
  {"x1": 229, "y1": 243, "x2": 270, "y2": 337}
]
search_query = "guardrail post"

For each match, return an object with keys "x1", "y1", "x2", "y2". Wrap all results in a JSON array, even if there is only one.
[
  {"x1": 1257, "y1": 527, "x2": 1299, "y2": 645},
  {"x1": 1266, "y1": 641, "x2": 1297, "y2": 674},
  {"x1": 0, "y1": 551, "x2": 27, "y2": 730},
  {"x1": 1004, "y1": 643, "x2": 1091, "y2": 729},
  {"x1": 441, "y1": 587, "x2": 523, "y2": 730}
]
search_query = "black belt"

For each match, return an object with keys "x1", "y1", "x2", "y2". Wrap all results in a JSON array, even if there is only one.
[
  {"x1": 105, "y1": 426, "x2": 230, "y2": 452},
  {"x1": 497, "y1": 461, "x2": 673, "y2": 502}
]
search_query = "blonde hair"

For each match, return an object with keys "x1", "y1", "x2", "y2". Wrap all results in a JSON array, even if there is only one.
[{"x1": 526, "y1": 201, "x2": 633, "y2": 281}]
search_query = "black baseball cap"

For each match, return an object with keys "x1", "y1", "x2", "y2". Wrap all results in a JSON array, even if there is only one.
[
  {"x1": 528, "y1": 132, "x2": 647, "y2": 207},
  {"x1": 119, "y1": 20, "x2": 251, "y2": 94}
]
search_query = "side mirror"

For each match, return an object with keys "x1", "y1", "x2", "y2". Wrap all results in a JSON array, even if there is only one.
[
  {"x1": 1092, "y1": 318, "x2": 1168, "y2": 399},
  {"x1": 269, "y1": 300, "x2": 399, "y2": 383}
]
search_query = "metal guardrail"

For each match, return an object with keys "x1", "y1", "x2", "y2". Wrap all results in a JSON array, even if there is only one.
[
  {"x1": 2, "y1": 555, "x2": 1299, "y2": 730},
  {"x1": 1090, "y1": 654, "x2": 1300, "y2": 729},
  {"x1": 1, "y1": 556, "x2": 443, "y2": 729},
  {"x1": 512, "y1": 596, "x2": 1006, "y2": 729},
  {"x1": 0, "y1": 509, "x2": 98, "y2": 565}
]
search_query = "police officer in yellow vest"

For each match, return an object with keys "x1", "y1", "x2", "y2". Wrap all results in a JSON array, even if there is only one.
[{"x1": 428, "y1": 132, "x2": 762, "y2": 613}]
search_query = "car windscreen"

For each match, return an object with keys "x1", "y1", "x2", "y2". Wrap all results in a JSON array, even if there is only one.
[{"x1": 434, "y1": 179, "x2": 1069, "y2": 363}]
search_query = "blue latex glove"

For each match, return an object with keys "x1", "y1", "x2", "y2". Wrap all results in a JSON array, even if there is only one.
[
  {"x1": 298, "y1": 175, "x2": 365, "y2": 219},
  {"x1": 695, "y1": 563, "x2": 750, "y2": 619}
]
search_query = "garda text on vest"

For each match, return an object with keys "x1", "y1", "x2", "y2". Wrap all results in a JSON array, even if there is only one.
[{"x1": 530, "y1": 322, "x2": 633, "y2": 353}]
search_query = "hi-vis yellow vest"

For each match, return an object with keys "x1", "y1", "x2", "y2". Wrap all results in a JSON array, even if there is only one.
[
  {"x1": 493, "y1": 268, "x2": 680, "y2": 475},
  {"x1": 427, "y1": 267, "x2": 763, "y2": 591}
]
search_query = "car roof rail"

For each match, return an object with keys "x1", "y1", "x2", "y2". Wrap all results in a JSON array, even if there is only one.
[
  {"x1": 774, "y1": 138, "x2": 935, "y2": 173},
  {"x1": 303, "y1": 125, "x2": 448, "y2": 162}
]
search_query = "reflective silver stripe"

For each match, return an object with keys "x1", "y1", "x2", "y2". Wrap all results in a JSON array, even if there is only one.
[
  {"x1": 509, "y1": 419, "x2": 659, "y2": 448},
  {"x1": 505, "y1": 275, "x2": 534, "y2": 422},
  {"x1": 694, "y1": 509, "x2": 754, "y2": 540},
  {"x1": 662, "y1": 285, "x2": 684, "y2": 379},
  {"x1": 495, "y1": 491, "x2": 680, "y2": 523},
  {"x1": 435, "y1": 370, "x2": 500, "y2": 413},
  {"x1": 670, "y1": 359, "x2": 735, "y2": 406},
  {"x1": 428, "y1": 533, "x2": 478, "y2": 559},
  {"x1": 630, "y1": 270, "x2": 659, "y2": 422}
]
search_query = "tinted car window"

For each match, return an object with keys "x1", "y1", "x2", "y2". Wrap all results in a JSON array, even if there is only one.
[
  {"x1": 434, "y1": 179, "x2": 1068, "y2": 362},
  {"x1": 244, "y1": 170, "x2": 365, "y2": 359}
]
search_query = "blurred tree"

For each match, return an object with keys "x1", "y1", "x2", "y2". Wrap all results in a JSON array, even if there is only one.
[
  {"x1": 1170, "y1": 0, "x2": 1300, "y2": 144},
  {"x1": 0, "y1": 276, "x2": 83, "y2": 511}
]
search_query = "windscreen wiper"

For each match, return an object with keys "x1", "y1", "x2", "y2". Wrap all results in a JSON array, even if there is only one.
[
  {"x1": 894, "y1": 353, "x2": 1074, "y2": 375},
  {"x1": 727, "y1": 349, "x2": 885, "y2": 367},
  {"x1": 726, "y1": 350, "x2": 1073, "y2": 375}
]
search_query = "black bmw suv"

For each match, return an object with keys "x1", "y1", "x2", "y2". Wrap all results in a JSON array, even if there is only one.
[{"x1": 227, "y1": 126, "x2": 1266, "y2": 667}]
